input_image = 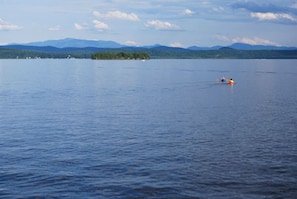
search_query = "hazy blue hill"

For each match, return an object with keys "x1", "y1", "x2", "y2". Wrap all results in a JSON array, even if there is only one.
[
  {"x1": 187, "y1": 46, "x2": 210, "y2": 50},
  {"x1": 22, "y1": 38, "x2": 125, "y2": 48},
  {"x1": 6, "y1": 38, "x2": 297, "y2": 50},
  {"x1": 188, "y1": 46, "x2": 222, "y2": 50},
  {"x1": 219, "y1": 47, "x2": 235, "y2": 50},
  {"x1": 0, "y1": 45, "x2": 66, "y2": 52},
  {"x1": 229, "y1": 43, "x2": 297, "y2": 50},
  {"x1": 0, "y1": 45, "x2": 125, "y2": 53},
  {"x1": 152, "y1": 46, "x2": 185, "y2": 51},
  {"x1": 188, "y1": 43, "x2": 297, "y2": 50}
]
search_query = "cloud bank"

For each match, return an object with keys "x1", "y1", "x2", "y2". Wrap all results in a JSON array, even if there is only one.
[
  {"x1": 216, "y1": 35, "x2": 280, "y2": 46},
  {"x1": 93, "y1": 10, "x2": 139, "y2": 21},
  {"x1": 183, "y1": 9, "x2": 195, "y2": 15},
  {"x1": 92, "y1": 20, "x2": 109, "y2": 31},
  {"x1": 74, "y1": 23, "x2": 89, "y2": 30},
  {"x1": 251, "y1": 12, "x2": 296, "y2": 22},
  {"x1": 0, "y1": 18, "x2": 22, "y2": 30},
  {"x1": 231, "y1": 2, "x2": 297, "y2": 23},
  {"x1": 170, "y1": 42, "x2": 184, "y2": 47},
  {"x1": 145, "y1": 20, "x2": 180, "y2": 30}
]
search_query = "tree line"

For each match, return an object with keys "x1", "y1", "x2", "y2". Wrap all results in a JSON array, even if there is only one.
[
  {"x1": 1, "y1": 48, "x2": 297, "y2": 59},
  {"x1": 91, "y1": 52, "x2": 150, "y2": 60}
]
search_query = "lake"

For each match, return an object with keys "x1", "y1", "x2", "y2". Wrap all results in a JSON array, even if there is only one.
[{"x1": 0, "y1": 59, "x2": 296, "y2": 198}]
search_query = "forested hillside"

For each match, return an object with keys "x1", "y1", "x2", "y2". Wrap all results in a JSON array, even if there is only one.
[
  {"x1": 1, "y1": 47, "x2": 297, "y2": 59},
  {"x1": 91, "y1": 52, "x2": 150, "y2": 60}
]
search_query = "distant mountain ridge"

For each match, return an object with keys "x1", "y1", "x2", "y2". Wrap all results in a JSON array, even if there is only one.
[
  {"x1": 188, "y1": 43, "x2": 297, "y2": 50},
  {"x1": 229, "y1": 43, "x2": 297, "y2": 50},
  {"x1": 6, "y1": 38, "x2": 296, "y2": 50},
  {"x1": 22, "y1": 38, "x2": 125, "y2": 48},
  {"x1": 1, "y1": 43, "x2": 297, "y2": 59}
]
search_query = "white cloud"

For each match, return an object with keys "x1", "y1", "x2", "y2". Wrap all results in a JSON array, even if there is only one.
[
  {"x1": 0, "y1": 18, "x2": 22, "y2": 30},
  {"x1": 93, "y1": 10, "x2": 139, "y2": 21},
  {"x1": 183, "y1": 9, "x2": 195, "y2": 15},
  {"x1": 215, "y1": 35, "x2": 229, "y2": 42},
  {"x1": 251, "y1": 12, "x2": 296, "y2": 22},
  {"x1": 74, "y1": 23, "x2": 89, "y2": 30},
  {"x1": 48, "y1": 25, "x2": 61, "y2": 31},
  {"x1": 170, "y1": 42, "x2": 184, "y2": 48},
  {"x1": 145, "y1": 20, "x2": 180, "y2": 30},
  {"x1": 92, "y1": 20, "x2": 109, "y2": 31},
  {"x1": 216, "y1": 35, "x2": 280, "y2": 46},
  {"x1": 232, "y1": 36, "x2": 280, "y2": 46},
  {"x1": 125, "y1": 40, "x2": 140, "y2": 46}
]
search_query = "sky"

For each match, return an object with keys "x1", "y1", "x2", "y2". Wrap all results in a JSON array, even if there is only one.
[{"x1": 0, "y1": 0, "x2": 297, "y2": 47}]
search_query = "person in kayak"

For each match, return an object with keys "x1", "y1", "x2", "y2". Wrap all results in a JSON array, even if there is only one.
[
  {"x1": 228, "y1": 78, "x2": 234, "y2": 85},
  {"x1": 220, "y1": 77, "x2": 226, "y2": 82}
]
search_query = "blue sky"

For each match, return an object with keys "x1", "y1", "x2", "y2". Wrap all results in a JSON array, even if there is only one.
[{"x1": 0, "y1": 0, "x2": 297, "y2": 47}]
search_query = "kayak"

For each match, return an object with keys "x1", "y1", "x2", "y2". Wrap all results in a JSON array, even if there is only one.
[{"x1": 228, "y1": 80, "x2": 234, "y2": 85}]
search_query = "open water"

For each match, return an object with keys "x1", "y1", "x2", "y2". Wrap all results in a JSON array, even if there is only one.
[{"x1": 0, "y1": 59, "x2": 296, "y2": 198}]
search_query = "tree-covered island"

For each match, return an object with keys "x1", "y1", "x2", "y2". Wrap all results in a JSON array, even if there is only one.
[{"x1": 91, "y1": 52, "x2": 150, "y2": 60}]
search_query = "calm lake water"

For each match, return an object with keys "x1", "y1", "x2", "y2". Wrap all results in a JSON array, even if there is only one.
[{"x1": 0, "y1": 59, "x2": 296, "y2": 198}]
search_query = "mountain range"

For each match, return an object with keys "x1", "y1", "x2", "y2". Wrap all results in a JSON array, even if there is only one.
[
  {"x1": 6, "y1": 38, "x2": 296, "y2": 50},
  {"x1": 22, "y1": 38, "x2": 125, "y2": 48},
  {"x1": 1, "y1": 38, "x2": 297, "y2": 59}
]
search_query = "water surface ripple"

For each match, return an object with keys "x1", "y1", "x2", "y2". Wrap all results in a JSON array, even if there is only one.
[{"x1": 0, "y1": 59, "x2": 296, "y2": 198}]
